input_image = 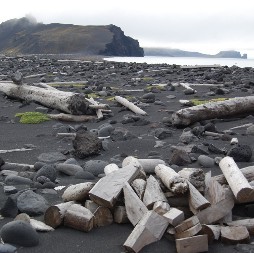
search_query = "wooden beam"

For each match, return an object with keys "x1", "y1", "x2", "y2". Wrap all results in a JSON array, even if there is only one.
[{"x1": 176, "y1": 235, "x2": 208, "y2": 253}]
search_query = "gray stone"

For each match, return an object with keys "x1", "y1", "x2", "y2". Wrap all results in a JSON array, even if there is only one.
[
  {"x1": 55, "y1": 163, "x2": 83, "y2": 176},
  {"x1": 0, "y1": 243, "x2": 17, "y2": 253},
  {"x1": 3, "y1": 186, "x2": 17, "y2": 194},
  {"x1": 37, "y1": 152, "x2": 66, "y2": 163},
  {"x1": 227, "y1": 144, "x2": 252, "y2": 162},
  {"x1": 184, "y1": 89, "x2": 195, "y2": 95},
  {"x1": 0, "y1": 220, "x2": 39, "y2": 247},
  {"x1": 180, "y1": 130, "x2": 199, "y2": 144},
  {"x1": 34, "y1": 162, "x2": 46, "y2": 171},
  {"x1": 154, "y1": 128, "x2": 172, "y2": 140},
  {"x1": 208, "y1": 143, "x2": 225, "y2": 154},
  {"x1": 33, "y1": 164, "x2": 57, "y2": 182},
  {"x1": 198, "y1": 155, "x2": 215, "y2": 168},
  {"x1": 141, "y1": 92, "x2": 156, "y2": 103},
  {"x1": 169, "y1": 149, "x2": 192, "y2": 166},
  {"x1": 64, "y1": 158, "x2": 80, "y2": 166},
  {"x1": 246, "y1": 125, "x2": 254, "y2": 136},
  {"x1": 74, "y1": 171, "x2": 96, "y2": 180},
  {"x1": 83, "y1": 160, "x2": 109, "y2": 176},
  {"x1": 17, "y1": 190, "x2": 49, "y2": 216},
  {"x1": 98, "y1": 124, "x2": 114, "y2": 137},
  {"x1": 111, "y1": 127, "x2": 137, "y2": 141},
  {"x1": 0, "y1": 197, "x2": 18, "y2": 218},
  {"x1": 5, "y1": 175, "x2": 32, "y2": 185}
]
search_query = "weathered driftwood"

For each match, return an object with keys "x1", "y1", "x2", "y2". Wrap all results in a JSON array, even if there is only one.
[
  {"x1": 93, "y1": 206, "x2": 113, "y2": 227},
  {"x1": 175, "y1": 223, "x2": 202, "y2": 239},
  {"x1": 0, "y1": 148, "x2": 33, "y2": 154},
  {"x1": 143, "y1": 175, "x2": 167, "y2": 209},
  {"x1": 178, "y1": 168, "x2": 205, "y2": 189},
  {"x1": 175, "y1": 216, "x2": 200, "y2": 234},
  {"x1": 131, "y1": 178, "x2": 146, "y2": 200},
  {"x1": 221, "y1": 226, "x2": 250, "y2": 244},
  {"x1": 84, "y1": 200, "x2": 99, "y2": 213},
  {"x1": 85, "y1": 97, "x2": 103, "y2": 119},
  {"x1": 113, "y1": 206, "x2": 129, "y2": 224},
  {"x1": 213, "y1": 165, "x2": 254, "y2": 184},
  {"x1": 0, "y1": 82, "x2": 92, "y2": 115},
  {"x1": 123, "y1": 183, "x2": 148, "y2": 226},
  {"x1": 89, "y1": 164, "x2": 140, "y2": 208},
  {"x1": 175, "y1": 235, "x2": 208, "y2": 253},
  {"x1": 44, "y1": 201, "x2": 75, "y2": 228},
  {"x1": 153, "y1": 201, "x2": 170, "y2": 215},
  {"x1": 219, "y1": 157, "x2": 254, "y2": 203},
  {"x1": 155, "y1": 164, "x2": 188, "y2": 194},
  {"x1": 163, "y1": 208, "x2": 185, "y2": 227},
  {"x1": 179, "y1": 83, "x2": 197, "y2": 93},
  {"x1": 202, "y1": 225, "x2": 221, "y2": 243},
  {"x1": 104, "y1": 163, "x2": 119, "y2": 175},
  {"x1": 115, "y1": 95, "x2": 147, "y2": 116},
  {"x1": 48, "y1": 113, "x2": 96, "y2": 122},
  {"x1": 218, "y1": 211, "x2": 232, "y2": 224},
  {"x1": 123, "y1": 210, "x2": 169, "y2": 253},
  {"x1": 227, "y1": 219, "x2": 254, "y2": 235},
  {"x1": 171, "y1": 96, "x2": 254, "y2": 126},
  {"x1": 64, "y1": 204, "x2": 94, "y2": 232},
  {"x1": 62, "y1": 182, "x2": 95, "y2": 202}
]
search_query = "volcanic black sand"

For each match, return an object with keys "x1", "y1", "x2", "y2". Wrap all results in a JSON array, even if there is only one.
[{"x1": 0, "y1": 55, "x2": 254, "y2": 252}]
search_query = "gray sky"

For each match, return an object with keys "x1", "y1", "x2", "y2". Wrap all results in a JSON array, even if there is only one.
[{"x1": 1, "y1": 0, "x2": 254, "y2": 58}]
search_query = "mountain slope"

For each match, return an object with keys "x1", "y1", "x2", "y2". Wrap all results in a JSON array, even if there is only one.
[{"x1": 0, "y1": 17, "x2": 144, "y2": 56}]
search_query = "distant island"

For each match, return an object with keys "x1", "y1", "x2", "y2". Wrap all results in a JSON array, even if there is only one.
[
  {"x1": 0, "y1": 17, "x2": 144, "y2": 57},
  {"x1": 144, "y1": 48, "x2": 247, "y2": 59}
]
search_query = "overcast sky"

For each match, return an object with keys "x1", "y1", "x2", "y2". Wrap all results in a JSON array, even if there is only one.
[{"x1": 1, "y1": 0, "x2": 253, "y2": 58}]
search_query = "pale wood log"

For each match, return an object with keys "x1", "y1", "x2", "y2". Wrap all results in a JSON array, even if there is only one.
[
  {"x1": 214, "y1": 165, "x2": 254, "y2": 184},
  {"x1": 115, "y1": 95, "x2": 147, "y2": 116},
  {"x1": 0, "y1": 82, "x2": 91, "y2": 115},
  {"x1": 123, "y1": 183, "x2": 148, "y2": 226},
  {"x1": 203, "y1": 131, "x2": 224, "y2": 138},
  {"x1": 143, "y1": 175, "x2": 167, "y2": 209},
  {"x1": 30, "y1": 219, "x2": 54, "y2": 232},
  {"x1": 227, "y1": 219, "x2": 254, "y2": 235},
  {"x1": 113, "y1": 206, "x2": 129, "y2": 224},
  {"x1": 196, "y1": 189, "x2": 234, "y2": 224},
  {"x1": 85, "y1": 97, "x2": 103, "y2": 119},
  {"x1": 44, "y1": 201, "x2": 75, "y2": 228},
  {"x1": 179, "y1": 83, "x2": 197, "y2": 93},
  {"x1": 175, "y1": 223, "x2": 202, "y2": 239},
  {"x1": 0, "y1": 148, "x2": 33, "y2": 154},
  {"x1": 123, "y1": 210, "x2": 169, "y2": 253},
  {"x1": 104, "y1": 163, "x2": 119, "y2": 175},
  {"x1": 62, "y1": 182, "x2": 95, "y2": 202},
  {"x1": 163, "y1": 208, "x2": 185, "y2": 227},
  {"x1": 176, "y1": 235, "x2": 208, "y2": 253},
  {"x1": 221, "y1": 226, "x2": 250, "y2": 244},
  {"x1": 188, "y1": 182, "x2": 210, "y2": 212},
  {"x1": 201, "y1": 225, "x2": 221, "y2": 243},
  {"x1": 89, "y1": 164, "x2": 140, "y2": 208},
  {"x1": 153, "y1": 201, "x2": 170, "y2": 215},
  {"x1": 229, "y1": 123, "x2": 253, "y2": 130},
  {"x1": 155, "y1": 164, "x2": 188, "y2": 194},
  {"x1": 34, "y1": 81, "x2": 88, "y2": 86},
  {"x1": 219, "y1": 156, "x2": 254, "y2": 203},
  {"x1": 24, "y1": 73, "x2": 46, "y2": 79},
  {"x1": 171, "y1": 96, "x2": 254, "y2": 126},
  {"x1": 218, "y1": 211, "x2": 232, "y2": 224},
  {"x1": 93, "y1": 206, "x2": 113, "y2": 227},
  {"x1": 178, "y1": 168, "x2": 205, "y2": 189},
  {"x1": 131, "y1": 179, "x2": 146, "y2": 200},
  {"x1": 64, "y1": 204, "x2": 94, "y2": 232},
  {"x1": 122, "y1": 156, "x2": 166, "y2": 173},
  {"x1": 175, "y1": 216, "x2": 199, "y2": 234},
  {"x1": 48, "y1": 113, "x2": 96, "y2": 122},
  {"x1": 85, "y1": 200, "x2": 99, "y2": 213}
]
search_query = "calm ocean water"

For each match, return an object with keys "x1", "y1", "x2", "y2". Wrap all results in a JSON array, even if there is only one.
[{"x1": 104, "y1": 56, "x2": 254, "y2": 68}]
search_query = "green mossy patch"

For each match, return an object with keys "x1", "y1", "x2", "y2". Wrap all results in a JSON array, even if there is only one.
[
  {"x1": 15, "y1": 112, "x2": 50, "y2": 124},
  {"x1": 191, "y1": 98, "x2": 228, "y2": 106}
]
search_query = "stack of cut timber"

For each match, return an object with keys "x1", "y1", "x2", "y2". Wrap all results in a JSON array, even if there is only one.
[{"x1": 43, "y1": 156, "x2": 254, "y2": 253}]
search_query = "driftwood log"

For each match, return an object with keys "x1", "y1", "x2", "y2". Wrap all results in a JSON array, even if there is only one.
[
  {"x1": 171, "y1": 96, "x2": 254, "y2": 126},
  {"x1": 175, "y1": 235, "x2": 208, "y2": 253},
  {"x1": 221, "y1": 226, "x2": 250, "y2": 244}
]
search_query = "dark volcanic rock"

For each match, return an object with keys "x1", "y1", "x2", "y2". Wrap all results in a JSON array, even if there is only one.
[
  {"x1": 83, "y1": 160, "x2": 109, "y2": 176},
  {"x1": 169, "y1": 149, "x2": 192, "y2": 166},
  {"x1": 111, "y1": 127, "x2": 137, "y2": 141},
  {"x1": 0, "y1": 243, "x2": 17, "y2": 253},
  {"x1": 227, "y1": 144, "x2": 252, "y2": 162},
  {"x1": 154, "y1": 128, "x2": 172, "y2": 140},
  {"x1": 33, "y1": 164, "x2": 57, "y2": 182},
  {"x1": 0, "y1": 220, "x2": 39, "y2": 247},
  {"x1": 72, "y1": 131, "x2": 102, "y2": 158},
  {"x1": 0, "y1": 197, "x2": 18, "y2": 218}
]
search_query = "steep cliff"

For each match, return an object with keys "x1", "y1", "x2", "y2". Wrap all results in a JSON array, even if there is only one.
[{"x1": 0, "y1": 17, "x2": 144, "y2": 56}]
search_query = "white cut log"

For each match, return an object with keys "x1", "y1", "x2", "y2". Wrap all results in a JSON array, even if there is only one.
[
  {"x1": 0, "y1": 148, "x2": 33, "y2": 154},
  {"x1": 85, "y1": 200, "x2": 99, "y2": 213},
  {"x1": 0, "y1": 82, "x2": 91, "y2": 115},
  {"x1": 176, "y1": 235, "x2": 208, "y2": 253},
  {"x1": 123, "y1": 210, "x2": 169, "y2": 253},
  {"x1": 122, "y1": 156, "x2": 166, "y2": 173},
  {"x1": 219, "y1": 156, "x2": 254, "y2": 203},
  {"x1": 175, "y1": 216, "x2": 200, "y2": 234},
  {"x1": 231, "y1": 138, "x2": 238, "y2": 145},
  {"x1": 131, "y1": 179, "x2": 146, "y2": 200},
  {"x1": 143, "y1": 175, "x2": 167, "y2": 209},
  {"x1": 218, "y1": 211, "x2": 232, "y2": 224},
  {"x1": 62, "y1": 182, "x2": 95, "y2": 202},
  {"x1": 64, "y1": 204, "x2": 94, "y2": 232},
  {"x1": 221, "y1": 226, "x2": 250, "y2": 244},
  {"x1": 163, "y1": 208, "x2": 185, "y2": 227},
  {"x1": 196, "y1": 189, "x2": 234, "y2": 224},
  {"x1": 113, "y1": 206, "x2": 129, "y2": 224},
  {"x1": 44, "y1": 201, "x2": 75, "y2": 228},
  {"x1": 93, "y1": 206, "x2": 113, "y2": 227},
  {"x1": 155, "y1": 164, "x2": 188, "y2": 194},
  {"x1": 30, "y1": 219, "x2": 54, "y2": 232},
  {"x1": 178, "y1": 168, "x2": 205, "y2": 189},
  {"x1": 227, "y1": 219, "x2": 254, "y2": 235},
  {"x1": 85, "y1": 97, "x2": 103, "y2": 119},
  {"x1": 229, "y1": 123, "x2": 253, "y2": 130},
  {"x1": 201, "y1": 225, "x2": 221, "y2": 243},
  {"x1": 175, "y1": 223, "x2": 202, "y2": 239},
  {"x1": 104, "y1": 163, "x2": 119, "y2": 175},
  {"x1": 48, "y1": 113, "x2": 96, "y2": 122},
  {"x1": 188, "y1": 182, "x2": 210, "y2": 213},
  {"x1": 89, "y1": 164, "x2": 140, "y2": 208},
  {"x1": 171, "y1": 96, "x2": 254, "y2": 126},
  {"x1": 123, "y1": 183, "x2": 148, "y2": 226},
  {"x1": 153, "y1": 201, "x2": 170, "y2": 215},
  {"x1": 179, "y1": 83, "x2": 197, "y2": 93},
  {"x1": 115, "y1": 95, "x2": 147, "y2": 116}
]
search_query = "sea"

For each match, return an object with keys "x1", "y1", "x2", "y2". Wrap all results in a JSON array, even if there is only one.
[{"x1": 104, "y1": 56, "x2": 254, "y2": 68}]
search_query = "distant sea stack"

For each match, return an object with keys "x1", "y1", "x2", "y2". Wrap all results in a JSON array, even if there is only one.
[{"x1": 0, "y1": 17, "x2": 144, "y2": 57}]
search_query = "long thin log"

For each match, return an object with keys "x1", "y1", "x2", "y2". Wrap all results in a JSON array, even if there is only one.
[
  {"x1": 115, "y1": 96, "x2": 147, "y2": 116},
  {"x1": 171, "y1": 96, "x2": 254, "y2": 126},
  {"x1": 48, "y1": 113, "x2": 96, "y2": 122},
  {"x1": 0, "y1": 82, "x2": 91, "y2": 115},
  {"x1": 0, "y1": 148, "x2": 33, "y2": 154},
  {"x1": 227, "y1": 219, "x2": 254, "y2": 235}
]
